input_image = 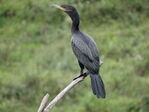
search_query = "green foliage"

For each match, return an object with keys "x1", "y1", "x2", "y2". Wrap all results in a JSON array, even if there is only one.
[{"x1": 0, "y1": 0, "x2": 149, "y2": 112}]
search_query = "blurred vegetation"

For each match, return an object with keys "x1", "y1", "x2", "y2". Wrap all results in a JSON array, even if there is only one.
[{"x1": 0, "y1": 0, "x2": 149, "y2": 112}]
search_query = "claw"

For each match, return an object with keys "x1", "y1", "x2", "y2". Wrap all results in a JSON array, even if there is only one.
[{"x1": 73, "y1": 72, "x2": 87, "y2": 80}]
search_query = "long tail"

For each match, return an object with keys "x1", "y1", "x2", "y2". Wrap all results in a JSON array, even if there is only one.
[{"x1": 90, "y1": 74, "x2": 106, "y2": 98}]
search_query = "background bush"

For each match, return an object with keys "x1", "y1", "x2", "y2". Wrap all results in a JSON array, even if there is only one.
[{"x1": 0, "y1": 0, "x2": 149, "y2": 112}]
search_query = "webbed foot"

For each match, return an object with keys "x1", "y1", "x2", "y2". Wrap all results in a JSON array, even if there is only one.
[{"x1": 73, "y1": 72, "x2": 87, "y2": 80}]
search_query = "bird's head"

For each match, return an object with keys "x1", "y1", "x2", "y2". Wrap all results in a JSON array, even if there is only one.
[
  {"x1": 52, "y1": 4, "x2": 78, "y2": 20},
  {"x1": 52, "y1": 4, "x2": 75, "y2": 13}
]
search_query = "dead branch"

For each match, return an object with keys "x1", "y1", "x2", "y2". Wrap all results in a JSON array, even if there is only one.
[{"x1": 38, "y1": 61, "x2": 103, "y2": 112}]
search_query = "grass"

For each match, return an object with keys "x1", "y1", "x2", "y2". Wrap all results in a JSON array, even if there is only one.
[{"x1": 0, "y1": 0, "x2": 149, "y2": 112}]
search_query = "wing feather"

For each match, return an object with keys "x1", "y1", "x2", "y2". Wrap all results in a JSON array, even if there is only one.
[
  {"x1": 72, "y1": 38, "x2": 94, "y2": 62},
  {"x1": 83, "y1": 34, "x2": 100, "y2": 62}
]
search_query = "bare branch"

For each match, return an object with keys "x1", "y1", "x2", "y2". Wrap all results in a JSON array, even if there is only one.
[
  {"x1": 38, "y1": 61, "x2": 103, "y2": 112},
  {"x1": 38, "y1": 93, "x2": 49, "y2": 112},
  {"x1": 43, "y1": 72, "x2": 89, "y2": 112}
]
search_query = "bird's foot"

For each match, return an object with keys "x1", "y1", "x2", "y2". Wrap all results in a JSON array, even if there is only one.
[{"x1": 73, "y1": 72, "x2": 87, "y2": 80}]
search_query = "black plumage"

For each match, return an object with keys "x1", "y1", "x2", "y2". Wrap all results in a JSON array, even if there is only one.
[{"x1": 53, "y1": 4, "x2": 106, "y2": 98}]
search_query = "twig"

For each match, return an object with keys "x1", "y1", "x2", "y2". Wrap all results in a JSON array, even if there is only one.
[{"x1": 38, "y1": 94, "x2": 49, "y2": 112}]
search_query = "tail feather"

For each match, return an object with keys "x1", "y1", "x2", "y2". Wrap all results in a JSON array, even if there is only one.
[
  {"x1": 90, "y1": 74, "x2": 106, "y2": 98},
  {"x1": 90, "y1": 76, "x2": 97, "y2": 95}
]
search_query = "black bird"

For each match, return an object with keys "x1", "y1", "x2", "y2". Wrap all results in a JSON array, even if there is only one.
[{"x1": 53, "y1": 4, "x2": 106, "y2": 98}]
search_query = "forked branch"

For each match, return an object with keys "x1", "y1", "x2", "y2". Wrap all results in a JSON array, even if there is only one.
[{"x1": 38, "y1": 61, "x2": 103, "y2": 112}]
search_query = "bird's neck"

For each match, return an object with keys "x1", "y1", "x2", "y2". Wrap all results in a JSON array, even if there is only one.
[
  {"x1": 71, "y1": 18, "x2": 79, "y2": 33},
  {"x1": 70, "y1": 11, "x2": 80, "y2": 34}
]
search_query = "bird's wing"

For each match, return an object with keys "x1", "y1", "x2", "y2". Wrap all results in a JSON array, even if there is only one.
[
  {"x1": 84, "y1": 34, "x2": 100, "y2": 62},
  {"x1": 71, "y1": 38, "x2": 94, "y2": 62}
]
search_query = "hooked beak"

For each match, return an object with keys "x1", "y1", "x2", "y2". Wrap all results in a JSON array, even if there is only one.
[{"x1": 51, "y1": 4, "x2": 67, "y2": 11}]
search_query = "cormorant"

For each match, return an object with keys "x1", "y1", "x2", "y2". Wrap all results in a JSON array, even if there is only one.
[{"x1": 52, "y1": 4, "x2": 106, "y2": 98}]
